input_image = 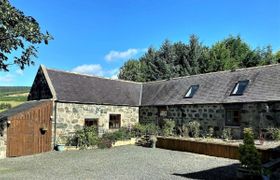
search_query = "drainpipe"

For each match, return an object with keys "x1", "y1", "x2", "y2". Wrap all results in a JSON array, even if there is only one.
[{"x1": 53, "y1": 101, "x2": 57, "y2": 149}]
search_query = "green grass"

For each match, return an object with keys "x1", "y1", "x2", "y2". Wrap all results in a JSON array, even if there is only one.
[
  {"x1": 0, "y1": 86, "x2": 30, "y2": 112},
  {"x1": 0, "y1": 101, "x2": 24, "y2": 112}
]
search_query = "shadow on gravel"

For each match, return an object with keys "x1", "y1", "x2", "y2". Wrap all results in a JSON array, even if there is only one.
[{"x1": 172, "y1": 163, "x2": 239, "y2": 180}]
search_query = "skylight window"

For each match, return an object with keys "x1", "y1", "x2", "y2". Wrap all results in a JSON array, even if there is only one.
[
  {"x1": 185, "y1": 85, "x2": 199, "y2": 98},
  {"x1": 231, "y1": 80, "x2": 249, "y2": 96}
]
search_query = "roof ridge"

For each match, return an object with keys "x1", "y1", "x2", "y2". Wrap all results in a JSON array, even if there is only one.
[
  {"x1": 45, "y1": 67, "x2": 143, "y2": 84},
  {"x1": 143, "y1": 63, "x2": 280, "y2": 84}
]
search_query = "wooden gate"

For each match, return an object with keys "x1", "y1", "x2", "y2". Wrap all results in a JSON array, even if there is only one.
[{"x1": 6, "y1": 101, "x2": 52, "y2": 157}]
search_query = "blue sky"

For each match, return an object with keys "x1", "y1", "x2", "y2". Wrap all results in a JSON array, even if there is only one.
[{"x1": 1, "y1": 0, "x2": 280, "y2": 86}]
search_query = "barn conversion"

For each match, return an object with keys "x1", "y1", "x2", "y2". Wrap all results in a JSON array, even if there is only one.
[{"x1": 1, "y1": 64, "x2": 280, "y2": 158}]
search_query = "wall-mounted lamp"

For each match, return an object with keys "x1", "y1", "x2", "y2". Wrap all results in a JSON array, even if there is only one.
[{"x1": 7, "y1": 120, "x2": 11, "y2": 126}]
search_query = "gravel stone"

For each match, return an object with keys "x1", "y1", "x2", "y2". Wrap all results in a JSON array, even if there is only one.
[{"x1": 0, "y1": 145, "x2": 239, "y2": 179}]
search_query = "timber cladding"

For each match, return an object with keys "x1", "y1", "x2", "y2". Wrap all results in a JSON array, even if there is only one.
[
  {"x1": 156, "y1": 137, "x2": 278, "y2": 163},
  {"x1": 6, "y1": 101, "x2": 52, "y2": 157}
]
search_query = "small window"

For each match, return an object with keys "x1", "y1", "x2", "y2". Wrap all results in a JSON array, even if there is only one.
[
  {"x1": 158, "y1": 106, "x2": 167, "y2": 117},
  {"x1": 225, "y1": 110, "x2": 241, "y2": 126},
  {"x1": 85, "y1": 118, "x2": 98, "y2": 127},
  {"x1": 109, "y1": 114, "x2": 121, "y2": 129},
  {"x1": 185, "y1": 85, "x2": 199, "y2": 98},
  {"x1": 231, "y1": 80, "x2": 249, "y2": 96}
]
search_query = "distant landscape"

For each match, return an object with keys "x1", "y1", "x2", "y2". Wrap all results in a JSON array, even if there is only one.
[{"x1": 0, "y1": 86, "x2": 30, "y2": 112}]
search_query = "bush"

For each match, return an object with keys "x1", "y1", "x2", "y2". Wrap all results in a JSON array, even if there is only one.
[
  {"x1": 187, "y1": 121, "x2": 200, "y2": 138},
  {"x1": 239, "y1": 128, "x2": 261, "y2": 174},
  {"x1": 222, "y1": 128, "x2": 232, "y2": 140},
  {"x1": 132, "y1": 123, "x2": 159, "y2": 136},
  {"x1": 132, "y1": 123, "x2": 146, "y2": 136},
  {"x1": 74, "y1": 126, "x2": 99, "y2": 149},
  {"x1": 98, "y1": 137, "x2": 113, "y2": 149},
  {"x1": 267, "y1": 128, "x2": 280, "y2": 140},
  {"x1": 145, "y1": 123, "x2": 159, "y2": 135},
  {"x1": 162, "y1": 119, "x2": 175, "y2": 136},
  {"x1": 0, "y1": 103, "x2": 12, "y2": 110},
  {"x1": 182, "y1": 124, "x2": 189, "y2": 137},
  {"x1": 97, "y1": 127, "x2": 134, "y2": 149},
  {"x1": 206, "y1": 127, "x2": 214, "y2": 138}
]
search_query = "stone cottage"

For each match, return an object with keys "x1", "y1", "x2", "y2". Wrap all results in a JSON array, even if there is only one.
[{"x1": 1, "y1": 64, "x2": 280, "y2": 158}]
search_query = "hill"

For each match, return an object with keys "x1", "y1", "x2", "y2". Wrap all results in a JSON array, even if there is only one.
[{"x1": 0, "y1": 86, "x2": 30, "y2": 112}]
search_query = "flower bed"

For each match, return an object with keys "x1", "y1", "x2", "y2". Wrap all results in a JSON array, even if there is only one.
[{"x1": 156, "y1": 137, "x2": 279, "y2": 163}]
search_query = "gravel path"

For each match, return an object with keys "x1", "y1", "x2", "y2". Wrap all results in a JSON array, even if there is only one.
[{"x1": 0, "y1": 145, "x2": 239, "y2": 180}]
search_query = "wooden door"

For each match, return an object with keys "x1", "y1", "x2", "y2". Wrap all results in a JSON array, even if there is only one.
[{"x1": 7, "y1": 101, "x2": 52, "y2": 157}]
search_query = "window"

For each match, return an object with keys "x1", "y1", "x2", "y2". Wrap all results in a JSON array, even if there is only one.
[
  {"x1": 158, "y1": 106, "x2": 167, "y2": 117},
  {"x1": 109, "y1": 114, "x2": 121, "y2": 129},
  {"x1": 185, "y1": 85, "x2": 199, "y2": 98},
  {"x1": 231, "y1": 80, "x2": 249, "y2": 96},
  {"x1": 225, "y1": 110, "x2": 241, "y2": 126},
  {"x1": 85, "y1": 118, "x2": 98, "y2": 127}
]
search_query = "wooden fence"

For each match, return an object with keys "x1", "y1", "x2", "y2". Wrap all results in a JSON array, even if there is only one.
[{"x1": 156, "y1": 137, "x2": 279, "y2": 163}]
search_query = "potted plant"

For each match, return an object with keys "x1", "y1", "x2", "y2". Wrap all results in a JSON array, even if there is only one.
[
  {"x1": 55, "y1": 137, "x2": 66, "y2": 152},
  {"x1": 149, "y1": 135, "x2": 157, "y2": 148},
  {"x1": 237, "y1": 128, "x2": 261, "y2": 179}
]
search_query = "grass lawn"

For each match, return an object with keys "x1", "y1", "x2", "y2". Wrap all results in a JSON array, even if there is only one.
[{"x1": 0, "y1": 101, "x2": 25, "y2": 112}]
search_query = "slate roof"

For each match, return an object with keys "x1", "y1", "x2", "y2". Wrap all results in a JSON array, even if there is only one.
[
  {"x1": 46, "y1": 68, "x2": 142, "y2": 106},
  {"x1": 141, "y1": 64, "x2": 280, "y2": 105},
  {"x1": 40, "y1": 64, "x2": 280, "y2": 106},
  {"x1": 0, "y1": 100, "x2": 49, "y2": 121}
]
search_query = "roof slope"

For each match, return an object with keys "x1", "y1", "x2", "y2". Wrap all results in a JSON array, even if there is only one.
[
  {"x1": 141, "y1": 64, "x2": 280, "y2": 105},
  {"x1": 0, "y1": 100, "x2": 49, "y2": 121},
  {"x1": 46, "y1": 68, "x2": 142, "y2": 106}
]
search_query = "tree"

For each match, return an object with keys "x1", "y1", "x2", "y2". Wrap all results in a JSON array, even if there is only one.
[
  {"x1": 0, "y1": 0, "x2": 53, "y2": 71},
  {"x1": 239, "y1": 128, "x2": 261, "y2": 174},
  {"x1": 118, "y1": 35, "x2": 277, "y2": 82},
  {"x1": 275, "y1": 50, "x2": 280, "y2": 63},
  {"x1": 118, "y1": 59, "x2": 142, "y2": 82}
]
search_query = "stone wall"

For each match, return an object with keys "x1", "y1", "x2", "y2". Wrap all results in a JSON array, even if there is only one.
[
  {"x1": 140, "y1": 104, "x2": 225, "y2": 131},
  {"x1": 241, "y1": 103, "x2": 280, "y2": 134},
  {"x1": 140, "y1": 102, "x2": 280, "y2": 138},
  {"x1": 54, "y1": 102, "x2": 139, "y2": 144},
  {"x1": 0, "y1": 122, "x2": 7, "y2": 159}
]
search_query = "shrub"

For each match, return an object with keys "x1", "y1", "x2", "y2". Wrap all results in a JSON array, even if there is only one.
[
  {"x1": 267, "y1": 128, "x2": 280, "y2": 140},
  {"x1": 182, "y1": 124, "x2": 189, "y2": 137},
  {"x1": 97, "y1": 128, "x2": 134, "y2": 149},
  {"x1": 132, "y1": 123, "x2": 146, "y2": 136},
  {"x1": 0, "y1": 103, "x2": 12, "y2": 110},
  {"x1": 239, "y1": 128, "x2": 261, "y2": 174},
  {"x1": 187, "y1": 121, "x2": 200, "y2": 138},
  {"x1": 146, "y1": 123, "x2": 159, "y2": 135},
  {"x1": 98, "y1": 137, "x2": 113, "y2": 149},
  {"x1": 132, "y1": 123, "x2": 159, "y2": 136},
  {"x1": 162, "y1": 119, "x2": 175, "y2": 136},
  {"x1": 74, "y1": 126, "x2": 99, "y2": 149},
  {"x1": 206, "y1": 127, "x2": 214, "y2": 138},
  {"x1": 222, "y1": 128, "x2": 232, "y2": 140}
]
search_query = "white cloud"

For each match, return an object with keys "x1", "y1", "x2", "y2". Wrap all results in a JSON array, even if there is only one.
[
  {"x1": 16, "y1": 69, "x2": 24, "y2": 76},
  {"x1": 105, "y1": 48, "x2": 147, "y2": 62},
  {"x1": 0, "y1": 74, "x2": 14, "y2": 84},
  {"x1": 108, "y1": 69, "x2": 119, "y2": 79},
  {"x1": 71, "y1": 64, "x2": 119, "y2": 79},
  {"x1": 71, "y1": 64, "x2": 104, "y2": 76}
]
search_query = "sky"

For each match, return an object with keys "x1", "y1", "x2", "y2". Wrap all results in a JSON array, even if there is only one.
[{"x1": 1, "y1": 0, "x2": 280, "y2": 86}]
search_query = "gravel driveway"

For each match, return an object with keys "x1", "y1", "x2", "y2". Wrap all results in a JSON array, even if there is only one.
[{"x1": 0, "y1": 145, "x2": 239, "y2": 180}]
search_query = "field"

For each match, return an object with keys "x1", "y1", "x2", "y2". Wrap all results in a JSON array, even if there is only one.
[{"x1": 0, "y1": 86, "x2": 30, "y2": 112}]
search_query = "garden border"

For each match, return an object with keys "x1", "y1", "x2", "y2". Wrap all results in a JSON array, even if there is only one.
[{"x1": 156, "y1": 137, "x2": 279, "y2": 162}]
